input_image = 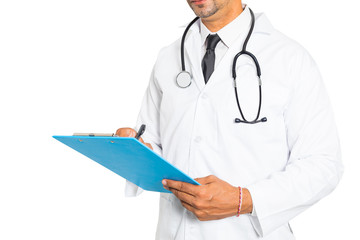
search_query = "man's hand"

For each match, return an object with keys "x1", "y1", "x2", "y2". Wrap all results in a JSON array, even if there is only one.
[
  {"x1": 162, "y1": 175, "x2": 253, "y2": 221},
  {"x1": 115, "y1": 127, "x2": 153, "y2": 150}
]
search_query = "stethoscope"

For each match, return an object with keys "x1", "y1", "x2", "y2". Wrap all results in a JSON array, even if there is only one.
[{"x1": 176, "y1": 8, "x2": 267, "y2": 124}]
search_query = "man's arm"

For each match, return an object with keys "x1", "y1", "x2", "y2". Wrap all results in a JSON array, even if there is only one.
[
  {"x1": 163, "y1": 49, "x2": 343, "y2": 237},
  {"x1": 116, "y1": 65, "x2": 163, "y2": 197},
  {"x1": 244, "y1": 50, "x2": 343, "y2": 237}
]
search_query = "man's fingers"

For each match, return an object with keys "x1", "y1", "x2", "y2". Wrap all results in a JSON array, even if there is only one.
[
  {"x1": 163, "y1": 179, "x2": 199, "y2": 196},
  {"x1": 169, "y1": 187, "x2": 196, "y2": 206},
  {"x1": 115, "y1": 128, "x2": 153, "y2": 149},
  {"x1": 136, "y1": 136, "x2": 148, "y2": 146},
  {"x1": 144, "y1": 142, "x2": 153, "y2": 150},
  {"x1": 138, "y1": 136, "x2": 146, "y2": 144},
  {"x1": 181, "y1": 201, "x2": 209, "y2": 221},
  {"x1": 181, "y1": 200, "x2": 197, "y2": 213},
  {"x1": 115, "y1": 128, "x2": 136, "y2": 138},
  {"x1": 194, "y1": 175, "x2": 218, "y2": 185}
]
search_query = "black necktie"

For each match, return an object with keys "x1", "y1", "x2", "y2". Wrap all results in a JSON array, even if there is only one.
[{"x1": 202, "y1": 34, "x2": 221, "y2": 84}]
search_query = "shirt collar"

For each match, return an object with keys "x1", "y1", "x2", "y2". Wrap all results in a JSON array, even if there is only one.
[
  {"x1": 185, "y1": 7, "x2": 274, "y2": 43},
  {"x1": 200, "y1": 5, "x2": 252, "y2": 48}
]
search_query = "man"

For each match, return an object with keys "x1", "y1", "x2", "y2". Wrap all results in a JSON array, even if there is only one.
[{"x1": 116, "y1": 0, "x2": 343, "y2": 239}]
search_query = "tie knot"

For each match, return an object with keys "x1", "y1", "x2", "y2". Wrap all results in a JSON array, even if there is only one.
[{"x1": 206, "y1": 34, "x2": 221, "y2": 50}]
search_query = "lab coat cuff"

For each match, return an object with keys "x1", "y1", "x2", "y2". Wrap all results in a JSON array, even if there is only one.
[
  {"x1": 246, "y1": 187, "x2": 264, "y2": 237},
  {"x1": 247, "y1": 180, "x2": 300, "y2": 237},
  {"x1": 247, "y1": 181, "x2": 293, "y2": 238},
  {"x1": 124, "y1": 180, "x2": 144, "y2": 197}
]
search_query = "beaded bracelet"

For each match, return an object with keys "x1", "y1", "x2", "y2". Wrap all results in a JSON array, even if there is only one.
[{"x1": 236, "y1": 186, "x2": 243, "y2": 217}]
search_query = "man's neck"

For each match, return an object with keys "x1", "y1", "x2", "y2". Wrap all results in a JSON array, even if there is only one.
[{"x1": 201, "y1": 2, "x2": 244, "y2": 32}]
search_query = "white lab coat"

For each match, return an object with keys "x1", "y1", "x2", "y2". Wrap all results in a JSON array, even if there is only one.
[{"x1": 125, "y1": 10, "x2": 343, "y2": 240}]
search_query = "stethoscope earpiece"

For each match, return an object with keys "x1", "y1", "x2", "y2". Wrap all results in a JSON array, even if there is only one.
[{"x1": 235, "y1": 117, "x2": 267, "y2": 124}]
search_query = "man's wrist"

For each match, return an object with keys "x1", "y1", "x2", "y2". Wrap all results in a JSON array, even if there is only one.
[{"x1": 240, "y1": 188, "x2": 253, "y2": 215}]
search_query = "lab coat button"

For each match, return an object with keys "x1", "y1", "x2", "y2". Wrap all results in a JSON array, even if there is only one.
[
  {"x1": 201, "y1": 93, "x2": 208, "y2": 99},
  {"x1": 194, "y1": 136, "x2": 202, "y2": 143}
]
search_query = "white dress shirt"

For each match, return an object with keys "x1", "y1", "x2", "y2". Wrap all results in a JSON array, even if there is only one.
[
  {"x1": 125, "y1": 6, "x2": 343, "y2": 240},
  {"x1": 200, "y1": 5, "x2": 251, "y2": 71}
]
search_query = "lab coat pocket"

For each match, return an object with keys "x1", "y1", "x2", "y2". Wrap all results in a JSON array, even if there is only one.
[
  {"x1": 156, "y1": 193, "x2": 181, "y2": 239},
  {"x1": 233, "y1": 62, "x2": 262, "y2": 122}
]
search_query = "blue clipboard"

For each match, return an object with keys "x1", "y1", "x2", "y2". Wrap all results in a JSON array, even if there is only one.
[{"x1": 53, "y1": 136, "x2": 200, "y2": 193}]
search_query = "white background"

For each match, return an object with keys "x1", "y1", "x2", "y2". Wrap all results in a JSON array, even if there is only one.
[{"x1": 0, "y1": 0, "x2": 359, "y2": 239}]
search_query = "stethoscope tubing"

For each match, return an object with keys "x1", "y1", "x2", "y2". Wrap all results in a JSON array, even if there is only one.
[
  {"x1": 181, "y1": 16, "x2": 199, "y2": 72},
  {"x1": 232, "y1": 50, "x2": 261, "y2": 79},
  {"x1": 178, "y1": 7, "x2": 267, "y2": 124}
]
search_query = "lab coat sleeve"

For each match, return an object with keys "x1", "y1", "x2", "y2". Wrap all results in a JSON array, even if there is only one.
[
  {"x1": 246, "y1": 50, "x2": 344, "y2": 237},
  {"x1": 124, "y1": 66, "x2": 163, "y2": 197}
]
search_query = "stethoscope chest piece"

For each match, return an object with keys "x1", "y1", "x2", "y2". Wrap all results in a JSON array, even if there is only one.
[{"x1": 176, "y1": 71, "x2": 192, "y2": 88}]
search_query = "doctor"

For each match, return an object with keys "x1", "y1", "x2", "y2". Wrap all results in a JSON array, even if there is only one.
[{"x1": 116, "y1": 0, "x2": 343, "y2": 239}]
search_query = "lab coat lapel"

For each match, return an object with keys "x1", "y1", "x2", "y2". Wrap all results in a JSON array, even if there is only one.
[
  {"x1": 203, "y1": 38, "x2": 243, "y2": 90},
  {"x1": 203, "y1": 12, "x2": 274, "y2": 91},
  {"x1": 184, "y1": 30, "x2": 205, "y2": 92},
  {"x1": 182, "y1": 13, "x2": 273, "y2": 93},
  {"x1": 185, "y1": 32, "x2": 236, "y2": 93}
]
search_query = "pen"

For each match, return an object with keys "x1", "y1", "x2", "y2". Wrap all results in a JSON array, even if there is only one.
[{"x1": 135, "y1": 124, "x2": 146, "y2": 140}]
